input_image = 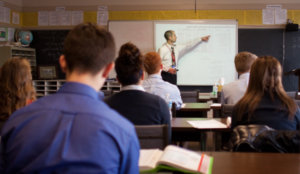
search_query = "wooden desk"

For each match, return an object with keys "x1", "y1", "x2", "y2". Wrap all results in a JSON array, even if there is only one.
[
  {"x1": 171, "y1": 118, "x2": 230, "y2": 151},
  {"x1": 177, "y1": 103, "x2": 210, "y2": 117},
  {"x1": 198, "y1": 93, "x2": 218, "y2": 103},
  {"x1": 211, "y1": 152, "x2": 300, "y2": 174},
  {"x1": 172, "y1": 118, "x2": 229, "y2": 132},
  {"x1": 143, "y1": 152, "x2": 300, "y2": 174}
]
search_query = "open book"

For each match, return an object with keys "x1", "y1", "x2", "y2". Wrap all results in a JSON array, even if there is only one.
[{"x1": 139, "y1": 145, "x2": 213, "y2": 174}]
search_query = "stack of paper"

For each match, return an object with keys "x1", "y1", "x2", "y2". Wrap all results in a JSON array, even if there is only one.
[{"x1": 187, "y1": 119, "x2": 227, "y2": 129}]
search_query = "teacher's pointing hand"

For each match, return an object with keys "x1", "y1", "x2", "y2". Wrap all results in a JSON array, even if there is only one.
[{"x1": 201, "y1": 35, "x2": 210, "y2": 41}]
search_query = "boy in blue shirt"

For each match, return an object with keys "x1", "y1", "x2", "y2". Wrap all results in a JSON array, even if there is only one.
[{"x1": 0, "y1": 23, "x2": 140, "y2": 174}]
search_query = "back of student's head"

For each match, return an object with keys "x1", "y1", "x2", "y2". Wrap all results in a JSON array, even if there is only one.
[
  {"x1": 234, "y1": 52, "x2": 257, "y2": 74},
  {"x1": 144, "y1": 52, "x2": 161, "y2": 75},
  {"x1": 115, "y1": 42, "x2": 144, "y2": 86},
  {"x1": 0, "y1": 57, "x2": 35, "y2": 121},
  {"x1": 236, "y1": 56, "x2": 297, "y2": 121},
  {"x1": 64, "y1": 22, "x2": 116, "y2": 75}
]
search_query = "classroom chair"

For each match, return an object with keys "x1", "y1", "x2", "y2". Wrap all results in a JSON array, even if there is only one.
[
  {"x1": 134, "y1": 125, "x2": 169, "y2": 150},
  {"x1": 221, "y1": 104, "x2": 235, "y2": 118},
  {"x1": 180, "y1": 91, "x2": 199, "y2": 103},
  {"x1": 286, "y1": 91, "x2": 297, "y2": 99},
  {"x1": 229, "y1": 125, "x2": 300, "y2": 153},
  {"x1": 100, "y1": 90, "x2": 113, "y2": 97},
  {"x1": 171, "y1": 102, "x2": 176, "y2": 118}
]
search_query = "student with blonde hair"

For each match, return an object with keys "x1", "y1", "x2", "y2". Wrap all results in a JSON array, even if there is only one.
[
  {"x1": 0, "y1": 57, "x2": 35, "y2": 131},
  {"x1": 221, "y1": 52, "x2": 257, "y2": 104},
  {"x1": 231, "y1": 56, "x2": 300, "y2": 130}
]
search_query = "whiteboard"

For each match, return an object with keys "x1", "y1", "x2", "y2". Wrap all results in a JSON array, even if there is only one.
[
  {"x1": 108, "y1": 21, "x2": 154, "y2": 78},
  {"x1": 109, "y1": 20, "x2": 238, "y2": 86}
]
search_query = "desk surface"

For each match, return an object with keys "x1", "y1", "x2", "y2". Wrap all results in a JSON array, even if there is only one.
[
  {"x1": 144, "y1": 152, "x2": 300, "y2": 174},
  {"x1": 211, "y1": 152, "x2": 300, "y2": 174},
  {"x1": 171, "y1": 118, "x2": 229, "y2": 132},
  {"x1": 179, "y1": 103, "x2": 210, "y2": 112}
]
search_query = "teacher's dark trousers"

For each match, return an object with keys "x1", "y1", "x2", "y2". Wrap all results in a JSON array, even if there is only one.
[{"x1": 161, "y1": 71, "x2": 177, "y2": 85}]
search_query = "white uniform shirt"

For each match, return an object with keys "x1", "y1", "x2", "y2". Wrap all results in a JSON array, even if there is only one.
[
  {"x1": 158, "y1": 38, "x2": 203, "y2": 72},
  {"x1": 221, "y1": 73, "x2": 250, "y2": 104},
  {"x1": 142, "y1": 74, "x2": 183, "y2": 110}
]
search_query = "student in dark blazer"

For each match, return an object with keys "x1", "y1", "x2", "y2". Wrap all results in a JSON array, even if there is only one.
[
  {"x1": 231, "y1": 56, "x2": 300, "y2": 131},
  {"x1": 104, "y1": 42, "x2": 171, "y2": 140}
]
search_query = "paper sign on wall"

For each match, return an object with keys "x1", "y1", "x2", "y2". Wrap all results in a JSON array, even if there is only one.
[
  {"x1": 8, "y1": 28, "x2": 14, "y2": 42},
  {"x1": 0, "y1": 27, "x2": 5, "y2": 41},
  {"x1": 262, "y1": 9, "x2": 274, "y2": 24},
  {"x1": 56, "y1": 7, "x2": 65, "y2": 11},
  {"x1": 61, "y1": 11, "x2": 72, "y2": 26},
  {"x1": 266, "y1": 5, "x2": 282, "y2": 9},
  {"x1": 12, "y1": 12, "x2": 20, "y2": 25},
  {"x1": 275, "y1": 9, "x2": 287, "y2": 24},
  {"x1": 72, "y1": 11, "x2": 83, "y2": 26},
  {"x1": 98, "y1": 6, "x2": 108, "y2": 11},
  {"x1": 3, "y1": 7, "x2": 10, "y2": 24},
  {"x1": 38, "y1": 11, "x2": 49, "y2": 26},
  {"x1": 0, "y1": 6, "x2": 3, "y2": 23},
  {"x1": 97, "y1": 11, "x2": 108, "y2": 26},
  {"x1": 49, "y1": 11, "x2": 60, "y2": 26}
]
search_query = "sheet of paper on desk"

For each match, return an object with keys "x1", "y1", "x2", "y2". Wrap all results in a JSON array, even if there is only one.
[
  {"x1": 187, "y1": 119, "x2": 227, "y2": 129},
  {"x1": 181, "y1": 104, "x2": 186, "y2": 108},
  {"x1": 210, "y1": 103, "x2": 221, "y2": 107}
]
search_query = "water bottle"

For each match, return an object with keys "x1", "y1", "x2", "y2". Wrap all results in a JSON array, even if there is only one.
[
  {"x1": 213, "y1": 82, "x2": 218, "y2": 95},
  {"x1": 165, "y1": 94, "x2": 172, "y2": 120}
]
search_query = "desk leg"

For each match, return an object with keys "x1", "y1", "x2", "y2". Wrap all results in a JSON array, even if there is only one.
[
  {"x1": 200, "y1": 132, "x2": 206, "y2": 151},
  {"x1": 214, "y1": 132, "x2": 222, "y2": 151}
]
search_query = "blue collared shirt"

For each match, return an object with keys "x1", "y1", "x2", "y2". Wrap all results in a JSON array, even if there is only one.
[
  {"x1": 143, "y1": 74, "x2": 183, "y2": 110},
  {"x1": 0, "y1": 82, "x2": 140, "y2": 174}
]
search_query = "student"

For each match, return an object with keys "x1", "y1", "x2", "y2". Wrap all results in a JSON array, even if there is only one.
[
  {"x1": 104, "y1": 43, "x2": 171, "y2": 140},
  {"x1": 231, "y1": 56, "x2": 300, "y2": 131},
  {"x1": 0, "y1": 23, "x2": 140, "y2": 173},
  {"x1": 221, "y1": 52, "x2": 257, "y2": 104},
  {"x1": 0, "y1": 57, "x2": 36, "y2": 132},
  {"x1": 143, "y1": 52, "x2": 182, "y2": 110}
]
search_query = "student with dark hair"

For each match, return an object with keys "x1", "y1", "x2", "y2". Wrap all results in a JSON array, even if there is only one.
[
  {"x1": 0, "y1": 23, "x2": 140, "y2": 173},
  {"x1": 104, "y1": 42, "x2": 171, "y2": 140},
  {"x1": 0, "y1": 57, "x2": 36, "y2": 131},
  {"x1": 231, "y1": 56, "x2": 300, "y2": 131}
]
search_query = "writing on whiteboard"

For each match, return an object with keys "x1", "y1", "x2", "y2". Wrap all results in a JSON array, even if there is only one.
[{"x1": 0, "y1": 1, "x2": 4, "y2": 6}]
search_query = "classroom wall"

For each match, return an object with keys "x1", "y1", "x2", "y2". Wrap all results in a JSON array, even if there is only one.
[{"x1": 21, "y1": 0, "x2": 300, "y2": 11}]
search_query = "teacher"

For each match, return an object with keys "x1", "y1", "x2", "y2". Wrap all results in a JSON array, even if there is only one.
[{"x1": 158, "y1": 30, "x2": 210, "y2": 85}]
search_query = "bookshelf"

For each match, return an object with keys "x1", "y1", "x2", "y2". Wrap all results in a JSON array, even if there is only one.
[
  {"x1": 0, "y1": 46, "x2": 36, "y2": 79},
  {"x1": 33, "y1": 80, "x2": 121, "y2": 98}
]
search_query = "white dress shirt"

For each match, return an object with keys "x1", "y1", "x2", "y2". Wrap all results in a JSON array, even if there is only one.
[
  {"x1": 158, "y1": 38, "x2": 203, "y2": 72},
  {"x1": 121, "y1": 85, "x2": 145, "y2": 92},
  {"x1": 142, "y1": 74, "x2": 183, "y2": 110},
  {"x1": 221, "y1": 73, "x2": 250, "y2": 104}
]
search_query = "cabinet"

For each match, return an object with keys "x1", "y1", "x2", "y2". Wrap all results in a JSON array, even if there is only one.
[
  {"x1": 0, "y1": 46, "x2": 36, "y2": 79},
  {"x1": 33, "y1": 80, "x2": 121, "y2": 98}
]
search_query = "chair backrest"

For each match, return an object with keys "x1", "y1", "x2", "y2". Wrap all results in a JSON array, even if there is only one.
[
  {"x1": 171, "y1": 102, "x2": 176, "y2": 118},
  {"x1": 295, "y1": 100, "x2": 300, "y2": 107},
  {"x1": 221, "y1": 104, "x2": 235, "y2": 118},
  {"x1": 180, "y1": 91, "x2": 199, "y2": 103},
  {"x1": 135, "y1": 125, "x2": 169, "y2": 150},
  {"x1": 101, "y1": 90, "x2": 113, "y2": 97},
  {"x1": 286, "y1": 91, "x2": 297, "y2": 99},
  {"x1": 229, "y1": 125, "x2": 300, "y2": 153}
]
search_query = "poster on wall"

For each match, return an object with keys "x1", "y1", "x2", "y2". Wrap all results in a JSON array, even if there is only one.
[{"x1": 12, "y1": 12, "x2": 20, "y2": 25}]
